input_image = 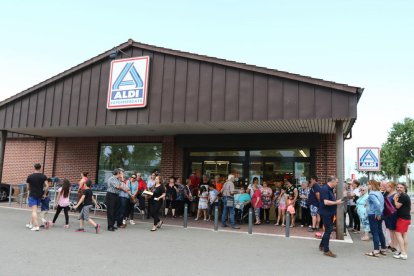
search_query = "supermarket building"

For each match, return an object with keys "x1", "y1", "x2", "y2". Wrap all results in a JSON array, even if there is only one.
[{"x1": 0, "y1": 39, "x2": 363, "y2": 186}]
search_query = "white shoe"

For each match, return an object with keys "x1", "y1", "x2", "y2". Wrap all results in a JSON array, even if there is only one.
[
  {"x1": 122, "y1": 219, "x2": 126, "y2": 225},
  {"x1": 26, "y1": 223, "x2": 33, "y2": 229},
  {"x1": 195, "y1": 218, "x2": 199, "y2": 221},
  {"x1": 394, "y1": 253, "x2": 407, "y2": 260},
  {"x1": 130, "y1": 220, "x2": 136, "y2": 225},
  {"x1": 31, "y1": 226, "x2": 40, "y2": 231}
]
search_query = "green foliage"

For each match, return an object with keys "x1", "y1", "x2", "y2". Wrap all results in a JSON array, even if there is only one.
[{"x1": 381, "y1": 118, "x2": 414, "y2": 178}]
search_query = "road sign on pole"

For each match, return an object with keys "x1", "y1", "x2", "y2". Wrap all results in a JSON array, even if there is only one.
[{"x1": 357, "y1": 147, "x2": 381, "y2": 171}]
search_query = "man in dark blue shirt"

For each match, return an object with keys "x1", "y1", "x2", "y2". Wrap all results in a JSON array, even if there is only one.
[
  {"x1": 308, "y1": 176, "x2": 321, "y2": 232},
  {"x1": 319, "y1": 176, "x2": 344, "y2": 258}
]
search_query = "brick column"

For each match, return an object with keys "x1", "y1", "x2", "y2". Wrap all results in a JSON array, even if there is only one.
[
  {"x1": 160, "y1": 136, "x2": 175, "y2": 178},
  {"x1": 315, "y1": 134, "x2": 336, "y2": 184}
]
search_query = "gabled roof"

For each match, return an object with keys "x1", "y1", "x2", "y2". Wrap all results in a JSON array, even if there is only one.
[{"x1": 0, "y1": 39, "x2": 362, "y2": 107}]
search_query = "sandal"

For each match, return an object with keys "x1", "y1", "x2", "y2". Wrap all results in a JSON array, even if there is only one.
[
  {"x1": 157, "y1": 220, "x2": 163, "y2": 229},
  {"x1": 380, "y1": 250, "x2": 387, "y2": 256},
  {"x1": 254, "y1": 222, "x2": 261, "y2": 225},
  {"x1": 365, "y1": 251, "x2": 379, "y2": 257}
]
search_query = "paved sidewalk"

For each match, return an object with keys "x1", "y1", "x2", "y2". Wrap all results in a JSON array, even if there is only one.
[{"x1": 0, "y1": 207, "x2": 413, "y2": 276}]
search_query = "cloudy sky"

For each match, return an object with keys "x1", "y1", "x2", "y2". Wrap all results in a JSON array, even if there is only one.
[{"x1": 0, "y1": 0, "x2": 413, "y2": 178}]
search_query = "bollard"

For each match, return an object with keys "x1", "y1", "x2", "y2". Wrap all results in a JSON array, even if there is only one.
[
  {"x1": 285, "y1": 213, "x2": 290, "y2": 237},
  {"x1": 214, "y1": 205, "x2": 219, "y2": 231},
  {"x1": 183, "y1": 203, "x2": 188, "y2": 228},
  {"x1": 8, "y1": 184, "x2": 12, "y2": 206},
  {"x1": 248, "y1": 208, "x2": 253, "y2": 234}
]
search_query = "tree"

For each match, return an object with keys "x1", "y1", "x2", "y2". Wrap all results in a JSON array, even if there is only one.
[{"x1": 381, "y1": 118, "x2": 414, "y2": 180}]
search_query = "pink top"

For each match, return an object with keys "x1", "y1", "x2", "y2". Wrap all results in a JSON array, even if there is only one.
[{"x1": 58, "y1": 187, "x2": 70, "y2": 207}]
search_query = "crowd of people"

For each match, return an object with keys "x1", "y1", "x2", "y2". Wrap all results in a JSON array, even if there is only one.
[{"x1": 23, "y1": 163, "x2": 411, "y2": 260}]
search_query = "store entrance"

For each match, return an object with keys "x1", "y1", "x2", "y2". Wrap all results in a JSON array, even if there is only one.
[{"x1": 190, "y1": 159, "x2": 245, "y2": 186}]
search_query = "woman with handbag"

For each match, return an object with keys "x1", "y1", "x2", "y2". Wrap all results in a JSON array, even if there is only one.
[{"x1": 126, "y1": 174, "x2": 139, "y2": 225}]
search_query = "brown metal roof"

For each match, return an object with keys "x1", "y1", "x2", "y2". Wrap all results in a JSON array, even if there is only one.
[{"x1": 0, "y1": 39, "x2": 361, "y2": 108}]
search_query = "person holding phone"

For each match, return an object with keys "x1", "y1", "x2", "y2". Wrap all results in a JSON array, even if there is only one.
[{"x1": 318, "y1": 176, "x2": 343, "y2": 258}]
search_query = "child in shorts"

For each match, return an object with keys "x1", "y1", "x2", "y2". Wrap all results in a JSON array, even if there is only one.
[
  {"x1": 73, "y1": 180, "x2": 100, "y2": 234},
  {"x1": 39, "y1": 178, "x2": 52, "y2": 229}
]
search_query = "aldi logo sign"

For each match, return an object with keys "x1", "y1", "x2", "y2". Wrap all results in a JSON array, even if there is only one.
[
  {"x1": 107, "y1": 56, "x2": 150, "y2": 109},
  {"x1": 357, "y1": 147, "x2": 381, "y2": 171}
]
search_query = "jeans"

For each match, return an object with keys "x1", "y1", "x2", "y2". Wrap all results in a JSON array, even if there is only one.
[
  {"x1": 222, "y1": 196, "x2": 235, "y2": 227},
  {"x1": 368, "y1": 214, "x2": 386, "y2": 251},
  {"x1": 117, "y1": 197, "x2": 130, "y2": 226},
  {"x1": 209, "y1": 202, "x2": 219, "y2": 216},
  {"x1": 319, "y1": 213, "x2": 334, "y2": 252}
]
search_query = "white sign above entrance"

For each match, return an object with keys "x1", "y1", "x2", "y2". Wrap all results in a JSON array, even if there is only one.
[
  {"x1": 357, "y1": 147, "x2": 381, "y2": 171},
  {"x1": 107, "y1": 56, "x2": 150, "y2": 109}
]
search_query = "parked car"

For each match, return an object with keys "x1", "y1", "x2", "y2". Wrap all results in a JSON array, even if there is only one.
[{"x1": 0, "y1": 183, "x2": 15, "y2": 201}]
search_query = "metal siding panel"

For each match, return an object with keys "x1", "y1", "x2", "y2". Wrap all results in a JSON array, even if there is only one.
[
  {"x1": 96, "y1": 60, "x2": 110, "y2": 126},
  {"x1": 27, "y1": 94, "x2": 38, "y2": 128},
  {"x1": 224, "y1": 68, "x2": 239, "y2": 121},
  {"x1": 5, "y1": 104, "x2": 14, "y2": 129},
  {"x1": 239, "y1": 71, "x2": 254, "y2": 121},
  {"x1": 87, "y1": 64, "x2": 101, "y2": 126},
  {"x1": 332, "y1": 90, "x2": 349, "y2": 119},
  {"x1": 0, "y1": 108, "x2": 5, "y2": 129},
  {"x1": 348, "y1": 95, "x2": 357, "y2": 118},
  {"x1": 161, "y1": 55, "x2": 175, "y2": 124},
  {"x1": 12, "y1": 101, "x2": 22, "y2": 128},
  {"x1": 253, "y1": 74, "x2": 268, "y2": 120},
  {"x1": 211, "y1": 65, "x2": 225, "y2": 121},
  {"x1": 126, "y1": 48, "x2": 144, "y2": 125},
  {"x1": 172, "y1": 58, "x2": 187, "y2": 123},
  {"x1": 52, "y1": 82, "x2": 63, "y2": 127},
  {"x1": 298, "y1": 83, "x2": 315, "y2": 119},
  {"x1": 185, "y1": 60, "x2": 200, "y2": 123},
  {"x1": 60, "y1": 78, "x2": 72, "y2": 127},
  {"x1": 78, "y1": 69, "x2": 92, "y2": 127},
  {"x1": 69, "y1": 74, "x2": 81, "y2": 127},
  {"x1": 43, "y1": 86, "x2": 55, "y2": 127},
  {"x1": 267, "y1": 77, "x2": 283, "y2": 120},
  {"x1": 283, "y1": 80, "x2": 299, "y2": 119},
  {"x1": 35, "y1": 89, "x2": 46, "y2": 127},
  {"x1": 198, "y1": 63, "x2": 213, "y2": 122},
  {"x1": 315, "y1": 87, "x2": 332, "y2": 118},
  {"x1": 20, "y1": 97, "x2": 30, "y2": 128},
  {"x1": 148, "y1": 53, "x2": 164, "y2": 124},
  {"x1": 136, "y1": 49, "x2": 153, "y2": 125}
]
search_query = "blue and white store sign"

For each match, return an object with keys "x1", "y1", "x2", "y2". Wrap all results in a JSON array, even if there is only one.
[
  {"x1": 107, "y1": 56, "x2": 150, "y2": 109},
  {"x1": 357, "y1": 147, "x2": 381, "y2": 171}
]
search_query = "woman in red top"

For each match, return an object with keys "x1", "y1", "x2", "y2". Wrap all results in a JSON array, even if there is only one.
[
  {"x1": 77, "y1": 172, "x2": 89, "y2": 200},
  {"x1": 252, "y1": 184, "x2": 263, "y2": 225}
]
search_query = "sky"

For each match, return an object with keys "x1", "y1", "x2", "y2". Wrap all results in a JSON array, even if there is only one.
[{"x1": 0, "y1": 0, "x2": 413, "y2": 178}]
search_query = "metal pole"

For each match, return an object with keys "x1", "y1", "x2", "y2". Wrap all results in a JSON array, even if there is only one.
[
  {"x1": 335, "y1": 120, "x2": 345, "y2": 240},
  {"x1": 214, "y1": 205, "x2": 219, "y2": 231},
  {"x1": 183, "y1": 203, "x2": 188, "y2": 228},
  {"x1": 285, "y1": 213, "x2": 290, "y2": 237},
  {"x1": 8, "y1": 184, "x2": 12, "y2": 206},
  {"x1": 248, "y1": 208, "x2": 253, "y2": 234},
  {"x1": 0, "y1": 130, "x2": 7, "y2": 183}
]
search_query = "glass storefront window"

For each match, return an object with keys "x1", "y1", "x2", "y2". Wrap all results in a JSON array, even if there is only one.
[
  {"x1": 263, "y1": 161, "x2": 294, "y2": 182},
  {"x1": 249, "y1": 161, "x2": 263, "y2": 185},
  {"x1": 98, "y1": 143, "x2": 162, "y2": 184},
  {"x1": 295, "y1": 162, "x2": 310, "y2": 185},
  {"x1": 250, "y1": 149, "x2": 310, "y2": 158},
  {"x1": 190, "y1": 151, "x2": 245, "y2": 157}
]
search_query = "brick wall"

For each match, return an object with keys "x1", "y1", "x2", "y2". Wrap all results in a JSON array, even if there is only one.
[
  {"x1": 2, "y1": 135, "x2": 184, "y2": 185},
  {"x1": 2, "y1": 138, "x2": 56, "y2": 184},
  {"x1": 315, "y1": 134, "x2": 337, "y2": 183}
]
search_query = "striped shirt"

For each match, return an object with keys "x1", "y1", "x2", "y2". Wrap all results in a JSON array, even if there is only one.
[{"x1": 106, "y1": 175, "x2": 121, "y2": 194}]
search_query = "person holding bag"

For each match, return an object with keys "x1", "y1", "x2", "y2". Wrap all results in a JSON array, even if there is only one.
[
  {"x1": 221, "y1": 174, "x2": 240, "y2": 229},
  {"x1": 126, "y1": 174, "x2": 139, "y2": 225}
]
